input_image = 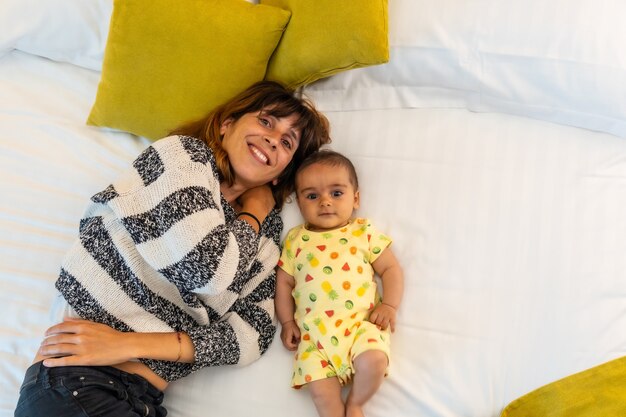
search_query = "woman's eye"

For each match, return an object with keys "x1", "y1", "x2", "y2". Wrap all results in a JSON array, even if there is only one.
[
  {"x1": 281, "y1": 138, "x2": 292, "y2": 150},
  {"x1": 258, "y1": 117, "x2": 270, "y2": 127}
]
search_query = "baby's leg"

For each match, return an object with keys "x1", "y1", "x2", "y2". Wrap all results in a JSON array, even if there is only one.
[
  {"x1": 346, "y1": 350, "x2": 388, "y2": 417},
  {"x1": 307, "y1": 377, "x2": 344, "y2": 417}
]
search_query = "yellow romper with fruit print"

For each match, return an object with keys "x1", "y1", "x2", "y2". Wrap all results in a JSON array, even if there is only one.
[{"x1": 278, "y1": 218, "x2": 392, "y2": 388}]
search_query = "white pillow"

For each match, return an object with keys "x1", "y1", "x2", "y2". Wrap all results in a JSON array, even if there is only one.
[
  {"x1": 303, "y1": 0, "x2": 626, "y2": 139},
  {"x1": 0, "y1": 0, "x2": 112, "y2": 71}
]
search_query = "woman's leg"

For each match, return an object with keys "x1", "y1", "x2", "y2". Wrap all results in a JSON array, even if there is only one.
[
  {"x1": 345, "y1": 350, "x2": 388, "y2": 417},
  {"x1": 14, "y1": 362, "x2": 166, "y2": 417},
  {"x1": 307, "y1": 377, "x2": 344, "y2": 417}
]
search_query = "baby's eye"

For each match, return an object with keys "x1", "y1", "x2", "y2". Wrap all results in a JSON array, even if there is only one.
[
  {"x1": 305, "y1": 193, "x2": 318, "y2": 200},
  {"x1": 332, "y1": 190, "x2": 344, "y2": 197}
]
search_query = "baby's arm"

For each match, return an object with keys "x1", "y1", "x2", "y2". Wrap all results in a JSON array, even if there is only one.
[
  {"x1": 275, "y1": 268, "x2": 300, "y2": 351},
  {"x1": 369, "y1": 248, "x2": 404, "y2": 332}
]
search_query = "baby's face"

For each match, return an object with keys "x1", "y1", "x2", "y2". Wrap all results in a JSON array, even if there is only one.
[{"x1": 295, "y1": 163, "x2": 359, "y2": 232}]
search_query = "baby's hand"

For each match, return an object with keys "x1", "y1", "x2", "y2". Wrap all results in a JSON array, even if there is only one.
[
  {"x1": 280, "y1": 320, "x2": 301, "y2": 351},
  {"x1": 368, "y1": 303, "x2": 397, "y2": 332}
]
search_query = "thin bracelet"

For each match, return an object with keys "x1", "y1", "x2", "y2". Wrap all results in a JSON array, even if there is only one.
[
  {"x1": 381, "y1": 302, "x2": 397, "y2": 310},
  {"x1": 174, "y1": 331, "x2": 182, "y2": 362},
  {"x1": 280, "y1": 319, "x2": 296, "y2": 326},
  {"x1": 238, "y1": 211, "x2": 261, "y2": 230}
]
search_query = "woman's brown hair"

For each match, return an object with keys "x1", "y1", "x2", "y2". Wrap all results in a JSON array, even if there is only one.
[{"x1": 172, "y1": 81, "x2": 331, "y2": 209}]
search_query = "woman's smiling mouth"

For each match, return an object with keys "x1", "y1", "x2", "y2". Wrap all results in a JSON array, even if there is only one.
[{"x1": 250, "y1": 145, "x2": 269, "y2": 165}]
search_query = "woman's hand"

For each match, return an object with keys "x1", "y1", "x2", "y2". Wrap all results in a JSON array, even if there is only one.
[
  {"x1": 279, "y1": 320, "x2": 301, "y2": 351},
  {"x1": 38, "y1": 319, "x2": 134, "y2": 367},
  {"x1": 368, "y1": 303, "x2": 397, "y2": 332}
]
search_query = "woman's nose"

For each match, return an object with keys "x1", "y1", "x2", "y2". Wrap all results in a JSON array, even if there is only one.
[{"x1": 264, "y1": 135, "x2": 278, "y2": 149}]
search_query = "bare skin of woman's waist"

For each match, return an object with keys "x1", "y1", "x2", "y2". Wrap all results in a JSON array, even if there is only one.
[{"x1": 32, "y1": 353, "x2": 169, "y2": 392}]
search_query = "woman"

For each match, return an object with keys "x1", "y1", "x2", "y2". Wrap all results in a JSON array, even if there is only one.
[{"x1": 14, "y1": 81, "x2": 331, "y2": 417}]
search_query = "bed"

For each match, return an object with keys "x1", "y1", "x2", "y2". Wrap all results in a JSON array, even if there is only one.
[{"x1": 2, "y1": 0, "x2": 626, "y2": 416}]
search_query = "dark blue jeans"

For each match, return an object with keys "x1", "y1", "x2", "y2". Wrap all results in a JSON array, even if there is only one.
[{"x1": 14, "y1": 361, "x2": 167, "y2": 417}]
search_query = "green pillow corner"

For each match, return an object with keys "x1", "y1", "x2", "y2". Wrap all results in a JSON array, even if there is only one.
[
  {"x1": 261, "y1": 0, "x2": 389, "y2": 89},
  {"x1": 501, "y1": 356, "x2": 626, "y2": 417},
  {"x1": 87, "y1": 0, "x2": 291, "y2": 140}
]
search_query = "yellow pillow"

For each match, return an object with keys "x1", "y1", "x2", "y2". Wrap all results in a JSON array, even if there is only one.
[
  {"x1": 501, "y1": 356, "x2": 626, "y2": 417},
  {"x1": 87, "y1": 0, "x2": 291, "y2": 139},
  {"x1": 261, "y1": 0, "x2": 389, "y2": 89}
]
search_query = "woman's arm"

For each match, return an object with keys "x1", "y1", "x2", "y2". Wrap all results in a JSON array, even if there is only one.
[{"x1": 38, "y1": 319, "x2": 195, "y2": 367}]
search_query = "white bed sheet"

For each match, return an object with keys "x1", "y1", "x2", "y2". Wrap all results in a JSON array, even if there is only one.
[{"x1": 2, "y1": 49, "x2": 626, "y2": 417}]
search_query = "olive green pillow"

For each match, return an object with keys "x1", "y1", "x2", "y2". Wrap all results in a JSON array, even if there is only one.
[
  {"x1": 87, "y1": 0, "x2": 291, "y2": 139},
  {"x1": 501, "y1": 356, "x2": 626, "y2": 417},
  {"x1": 261, "y1": 0, "x2": 389, "y2": 89}
]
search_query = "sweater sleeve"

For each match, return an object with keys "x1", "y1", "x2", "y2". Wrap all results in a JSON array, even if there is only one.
[
  {"x1": 186, "y1": 211, "x2": 281, "y2": 370},
  {"x1": 90, "y1": 136, "x2": 260, "y2": 295}
]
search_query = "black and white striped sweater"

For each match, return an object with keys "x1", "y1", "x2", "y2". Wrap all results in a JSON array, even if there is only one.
[{"x1": 55, "y1": 135, "x2": 281, "y2": 382}]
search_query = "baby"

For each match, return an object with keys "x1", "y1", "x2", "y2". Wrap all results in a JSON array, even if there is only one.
[{"x1": 275, "y1": 150, "x2": 404, "y2": 417}]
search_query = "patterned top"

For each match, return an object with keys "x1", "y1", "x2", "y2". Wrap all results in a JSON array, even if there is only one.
[
  {"x1": 278, "y1": 218, "x2": 392, "y2": 325},
  {"x1": 55, "y1": 135, "x2": 281, "y2": 382}
]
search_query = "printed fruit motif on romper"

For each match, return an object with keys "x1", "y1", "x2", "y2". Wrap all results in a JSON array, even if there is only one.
[
  {"x1": 313, "y1": 318, "x2": 327, "y2": 335},
  {"x1": 372, "y1": 247, "x2": 381, "y2": 254},
  {"x1": 342, "y1": 281, "x2": 351, "y2": 290},
  {"x1": 350, "y1": 246, "x2": 357, "y2": 255},
  {"x1": 342, "y1": 262, "x2": 350, "y2": 271},
  {"x1": 332, "y1": 354, "x2": 342, "y2": 368},
  {"x1": 345, "y1": 300, "x2": 354, "y2": 309},
  {"x1": 335, "y1": 319, "x2": 343, "y2": 327},
  {"x1": 322, "y1": 266, "x2": 333, "y2": 275},
  {"x1": 295, "y1": 248, "x2": 302, "y2": 257},
  {"x1": 344, "y1": 328, "x2": 352, "y2": 337},
  {"x1": 339, "y1": 238, "x2": 348, "y2": 245},
  {"x1": 316, "y1": 245, "x2": 326, "y2": 251},
  {"x1": 307, "y1": 253, "x2": 319, "y2": 267},
  {"x1": 301, "y1": 345, "x2": 315, "y2": 360},
  {"x1": 330, "y1": 252, "x2": 339, "y2": 259},
  {"x1": 305, "y1": 274, "x2": 314, "y2": 282},
  {"x1": 325, "y1": 310, "x2": 335, "y2": 317},
  {"x1": 352, "y1": 227, "x2": 365, "y2": 237},
  {"x1": 321, "y1": 281, "x2": 339, "y2": 300},
  {"x1": 331, "y1": 336, "x2": 339, "y2": 346},
  {"x1": 357, "y1": 282, "x2": 370, "y2": 296},
  {"x1": 321, "y1": 360, "x2": 329, "y2": 368},
  {"x1": 309, "y1": 293, "x2": 317, "y2": 302}
]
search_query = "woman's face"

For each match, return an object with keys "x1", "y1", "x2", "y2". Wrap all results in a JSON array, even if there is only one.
[{"x1": 220, "y1": 109, "x2": 301, "y2": 188}]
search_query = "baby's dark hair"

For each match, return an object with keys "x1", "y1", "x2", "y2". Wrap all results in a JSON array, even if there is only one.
[{"x1": 295, "y1": 149, "x2": 359, "y2": 190}]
